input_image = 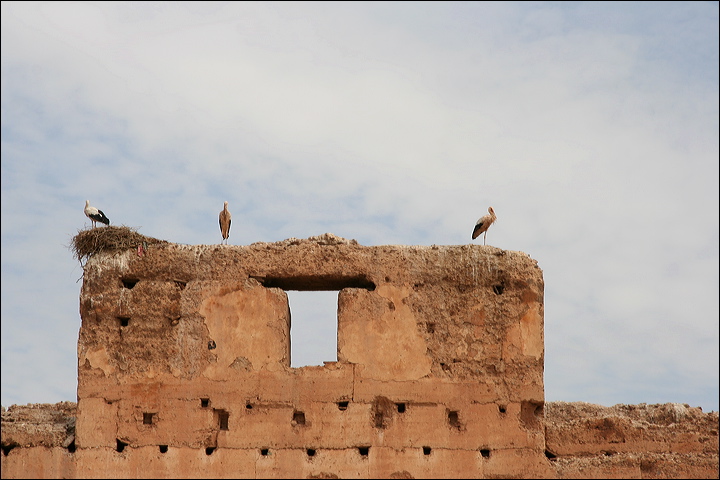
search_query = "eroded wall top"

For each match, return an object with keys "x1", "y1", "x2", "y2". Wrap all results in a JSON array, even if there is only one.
[{"x1": 78, "y1": 232, "x2": 544, "y2": 399}]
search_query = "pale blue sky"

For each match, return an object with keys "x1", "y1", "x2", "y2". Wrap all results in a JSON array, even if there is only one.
[{"x1": 2, "y1": 1, "x2": 718, "y2": 413}]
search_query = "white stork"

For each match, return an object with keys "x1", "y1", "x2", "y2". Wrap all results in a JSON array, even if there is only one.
[
  {"x1": 472, "y1": 206, "x2": 496, "y2": 245},
  {"x1": 219, "y1": 201, "x2": 231, "y2": 244},
  {"x1": 84, "y1": 200, "x2": 110, "y2": 228}
]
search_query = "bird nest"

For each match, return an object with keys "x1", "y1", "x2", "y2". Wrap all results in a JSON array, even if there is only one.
[{"x1": 71, "y1": 226, "x2": 167, "y2": 264}]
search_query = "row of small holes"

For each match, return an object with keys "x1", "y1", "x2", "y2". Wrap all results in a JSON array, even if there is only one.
[
  {"x1": 116, "y1": 317, "x2": 179, "y2": 328},
  {"x1": 194, "y1": 400, "x2": 511, "y2": 425},
  {"x1": 416, "y1": 447, "x2": 490, "y2": 458},
  {"x1": 117, "y1": 278, "x2": 185, "y2": 328},
  {"x1": 205, "y1": 400, "x2": 407, "y2": 412},
  {"x1": 134, "y1": 400, "x2": 508, "y2": 444},
  {"x1": 3, "y1": 441, "x2": 77, "y2": 456},
  {"x1": 141, "y1": 410, "x2": 228, "y2": 429},
  {"x1": 54, "y1": 404, "x2": 506, "y2": 459},
  {"x1": 306, "y1": 447, "x2": 370, "y2": 457},
  {"x1": 109, "y1": 441, "x2": 492, "y2": 458},
  {"x1": 116, "y1": 317, "x2": 185, "y2": 327}
]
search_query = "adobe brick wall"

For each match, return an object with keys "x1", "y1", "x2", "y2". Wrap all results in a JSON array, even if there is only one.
[
  {"x1": 70, "y1": 233, "x2": 548, "y2": 478},
  {"x1": 3, "y1": 400, "x2": 717, "y2": 478},
  {"x1": 1, "y1": 233, "x2": 716, "y2": 478}
]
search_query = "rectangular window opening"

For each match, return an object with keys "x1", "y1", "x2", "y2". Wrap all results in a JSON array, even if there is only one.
[{"x1": 286, "y1": 290, "x2": 340, "y2": 368}]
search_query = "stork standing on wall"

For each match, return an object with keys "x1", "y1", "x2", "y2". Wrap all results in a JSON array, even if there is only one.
[
  {"x1": 471, "y1": 206, "x2": 496, "y2": 245},
  {"x1": 84, "y1": 200, "x2": 110, "y2": 228},
  {"x1": 219, "y1": 201, "x2": 231, "y2": 244}
]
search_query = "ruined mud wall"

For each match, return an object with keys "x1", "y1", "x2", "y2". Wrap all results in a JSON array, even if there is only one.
[
  {"x1": 70, "y1": 234, "x2": 548, "y2": 478},
  {"x1": 3, "y1": 401, "x2": 717, "y2": 478},
  {"x1": 1, "y1": 234, "x2": 716, "y2": 478},
  {"x1": 546, "y1": 402, "x2": 718, "y2": 479}
]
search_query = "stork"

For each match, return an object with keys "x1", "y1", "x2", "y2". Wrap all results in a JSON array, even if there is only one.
[
  {"x1": 84, "y1": 200, "x2": 110, "y2": 228},
  {"x1": 471, "y1": 206, "x2": 496, "y2": 245},
  {"x1": 219, "y1": 201, "x2": 231, "y2": 244}
]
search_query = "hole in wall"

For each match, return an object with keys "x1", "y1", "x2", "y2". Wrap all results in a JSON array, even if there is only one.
[
  {"x1": 396, "y1": 403, "x2": 406, "y2": 413},
  {"x1": 117, "y1": 317, "x2": 130, "y2": 327},
  {"x1": 159, "y1": 445, "x2": 168, "y2": 454},
  {"x1": 121, "y1": 278, "x2": 139, "y2": 289},
  {"x1": 480, "y1": 448, "x2": 491, "y2": 458},
  {"x1": 116, "y1": 439, "x2": 128, "y2": 453},
  {"x1": 498, "y1": 404, "x2": 507, "y2": 414},
  {"x1": 200, "y1": 398, "x2": 210, "y2": 408},
  {"x1": 306, "y1": 448, "x2": 316, "y2": 457},
  {"x1": 545, "y1": 449, "x2": 557, "y2": 460},
  {"x1": 246, "y1": 403, "x2": 253, "y2": 410},
  {"x1": 143, "y1": 412, "x2": 155, "y2": 425},
  {"x1": 215, "y1": 409, "x2": 229, "y2": 430},
  {"x1": 2, "y1": 443, "x2": 18, "y2": 456},
  {"x1": 255, "y1": 275, "x2": 375, "y2": 291},
  {"x1": 423, "y1": 446, "x2": 431, "y2": 455},
  {"x1": 358, "y1": 446, "x2": 370, "y2": 456},
  {"x1": 174, "y1": 280, "x2": 186, "y2": 290},
  {"x1": 520, "y1": 400, "x2": 544, "y2": 429},
  {"x1": 292, "y1": 411, "x2": 306, "y2": 425},
  {"x1": 337, "y1": 401, "x2": 349, "y2": 411},
  {"x1": 205, "y1": 447, "x2": 215, "y2": 455},
  {"x1": 261, "y1": 448, "x2": 269, "y2": 456},
  {"x1": 287, "y1": 291, "x2": 339, "y2": 367},
  {"x1": 208, "y1": 340, "x2": 217, "y2": 350},
  {"x1": 447, "y1": 410, "x2": 461, "y2": 429},
  {"x1": 66, "y1": 440, "x2": 76, "y2": 453},
  {"x1": 492, "y1": 283, "x2": 505, "y2": 295}
]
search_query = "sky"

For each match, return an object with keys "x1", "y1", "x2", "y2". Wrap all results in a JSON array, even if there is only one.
[{"x1": 2, "y1": 2, "x2": 718, "y2": 414}]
